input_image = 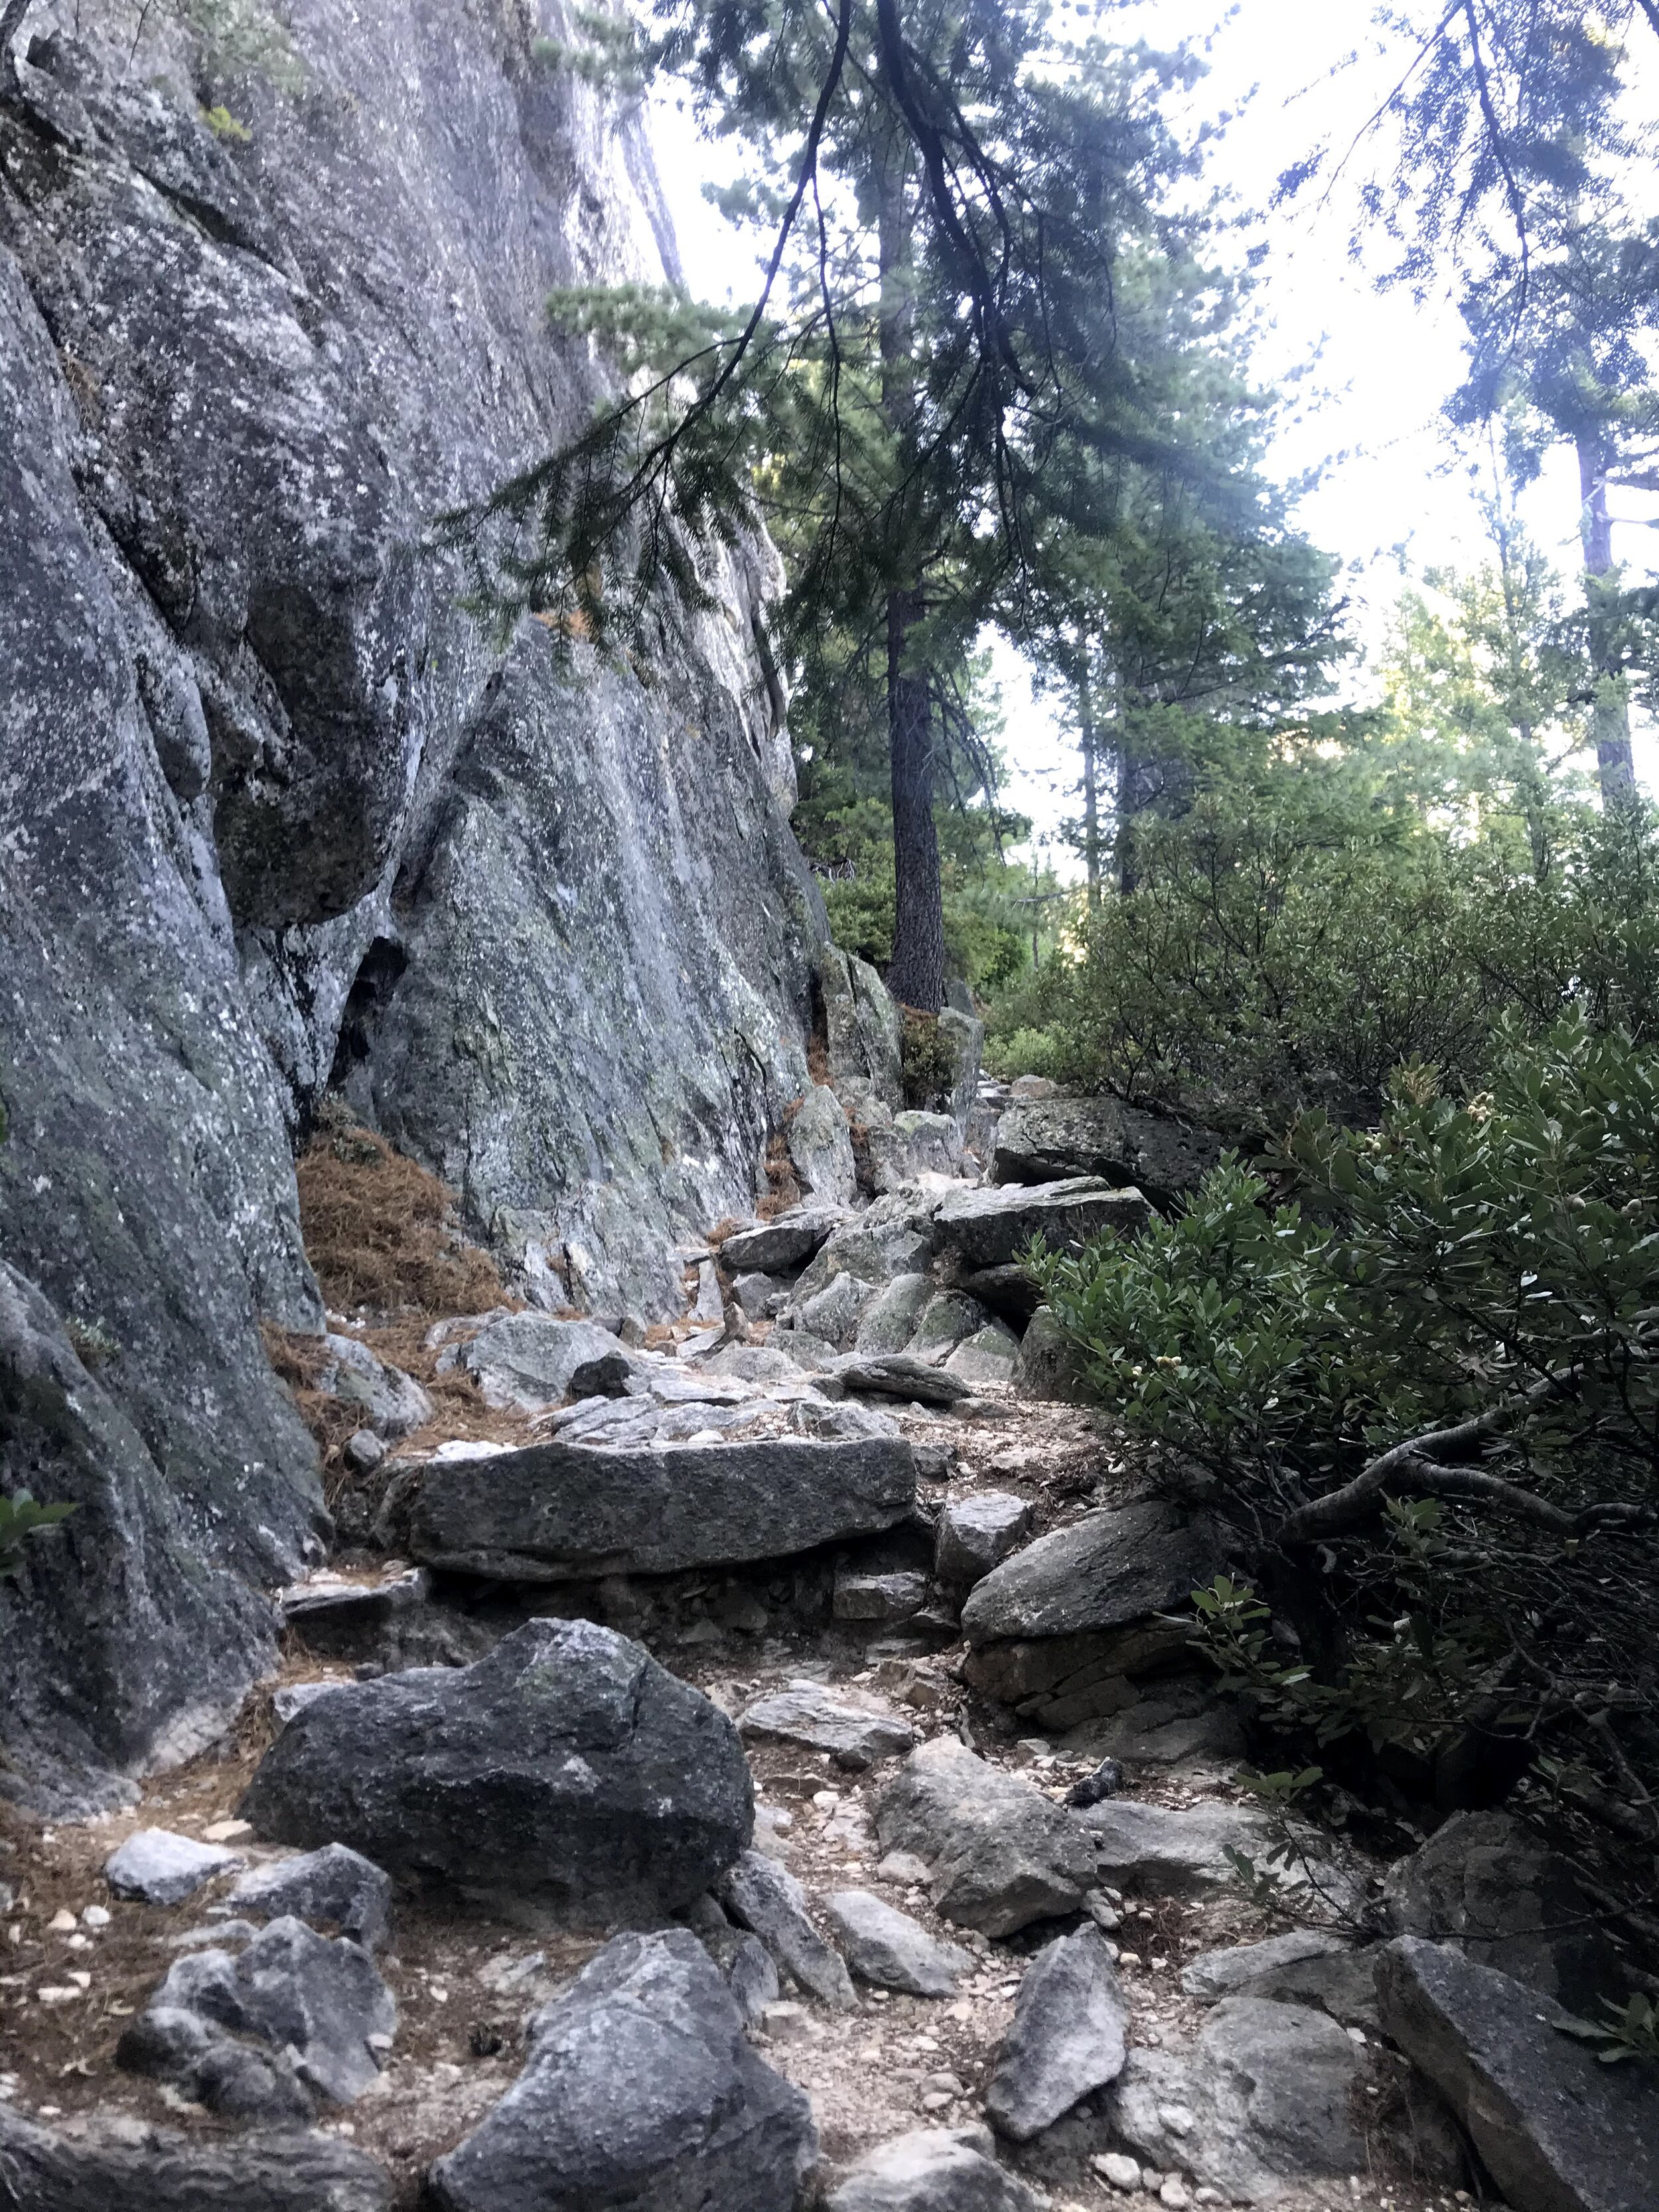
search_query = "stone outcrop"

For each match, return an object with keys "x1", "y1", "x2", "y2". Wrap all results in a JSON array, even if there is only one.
[
  {"x1": 403, "y1": 1434, "x2": 916, "y2": 1580},
  {"x1": 990, "y1": 1098, "x2": 1224, "y2": 1208},
  {"x1": 240, "y1": 1619, "x2": 753, "y2": 1923},
  {"x1": 429, "y1": 1930, "x2": 817, "y2": 2212},
  {"x1": 0, "y1": 0, "x2": 828, "y2": 1806},
  {"x1": 0, "y1": 2105, "x2": 391, "y2": 2212}
]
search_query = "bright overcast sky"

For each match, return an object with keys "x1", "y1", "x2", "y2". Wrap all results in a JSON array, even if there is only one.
[{"x1": 650, "y1": 1, "x2": 1659, "y2": 862}]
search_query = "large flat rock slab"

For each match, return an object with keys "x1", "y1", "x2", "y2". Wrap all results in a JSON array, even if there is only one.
[
  {"x1": 1377, "y1": 1936, "x2": 1659, "y2": 2212},
  {"x1": 405, "y1": 1434, "x2": 916, "y2": 1580},
  {"x1": 962, "y1": 1501, "x2": 1220, "y2": 1649},
  {"x1": 0, "y1": 2104, "x2": 391, "y2": 2212},
  {"x1": 932, "y1": 1179, "x2": 1150, "y2": 1270},
  {"x1": 991, "y1": 1099, "x2": 1224, "y2": 1207},
  {"x1": 239, "y1": 1620, "x2": 751, "y2": 1925}
]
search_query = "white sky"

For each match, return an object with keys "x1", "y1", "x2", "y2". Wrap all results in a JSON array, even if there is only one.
[{"x1": 650, "y1": 1, "x2": 1659, "y2": 869}]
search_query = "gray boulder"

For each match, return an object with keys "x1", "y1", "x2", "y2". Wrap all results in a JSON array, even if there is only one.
[
  {"x1": 985, "y1": 1925, "x2": 1128, "y2": 2140},
  {"x1": 229, "y1": 1844, "x2": 392, "y2": 1950},
  {"x1": 932, "y1": 1180, "x2": 1150, "y2": 1270},
  {"x1": 1384, "y1": 1809, "x2": 1627, "y2": 2012},
  {"x1": 716, "y1": 1848, "x2": 856, "y2": 2010},
  {"x1": 459, "y1": 1314, "x2": 639, "y2": 1412},
  {"x1": 855, "y1": 1275, "x2": 936, "y2": 1356},
  {"x1": 0, "y1": 2105, "x2": 390, "y2": 2212},
  {"x1": 935, "y1": 1493, "x2": 1034, "y2": 1591},
  {"x1": 991, "y1": 1100, "x2": 1224, "y2": 1209},
  {"x1": 276, "y1": 1569, "x2": 429, "y2": 1662},
  {"x1": 824, "y1": 1890, "x2": 975, "y2": 1997},
  {"x1": 962, "y1": 1501, "x2": 1218, "y2": 1650},
  {"x1": 1182, "y1": 1929, "x2": 1380, "y2": 2029},
  {"x1": 801, "y1": 1270, "x2": 879, "y2": 1348},
  {"x1": 721, "y1": 1210, "x2": 845, "y2": 1275},
  {"x1": 827, "y1": 2127, "x2": 1046, "y2": 2212},
  {"x1": 873, "y1": 1739, "x2": 1098, "y2": 1937},
  {"x1": 316, "y1": 1336, "x2": 432, "y2": 1438},
  {"x1": 739, "y1": 1683, "x2": 915, "y2": 1770},
  {"x1": 1007, "y1": 1307, "x2": 1086, "y2": 1403},
  {"x1": 429, "y1": 1930, "x2": 816, "y2": 2212},
  {"x1": 240, "y1": 1620, "x2": 751, "y2": 1923},
  {"x1": 961, "y1": 1501, "x2": 1220, "y2": 1726},
  {"x1": 106, "y1": 1828, "x2": 242, "y2": 1905},
  {"x1": 118, "y1": 1915, "x2": 395, "y2": 2115},
  {"x1": 787, "y1": 1085, "x2": 859, "y2": 1206},
  {"x1": 403, "y1": 1434, "x2": 915, "y2": 1580},
  {"x1": 943, "y1": 1323, "x2": 1020, "y2": 1387},
  {"x1": 866, "y1": 1112, "x2": 964, "y2": 1193},
  {"x1": 793, "y1": 1199, "x2": 940, "y2": 1301},
  {"x1": 1378, "y1": 1935, "x2": 1659, "y2": 2212},
  {"x1": 833, "y1": 1569, "x2": 930, "y2": 1623},
  {"x1": 1074, "y1": 1797, "x2": 1282, "y2": 1895},
  {"x1": 910, "y1": 1293, "x2": 992, "y2": 1364},
  {"x1": 837, "y1": 1355, "x2": 974, "y2": 1407},
  {"x1": 822, "y1": 948, "x2": 906, "y2": 1116},
  {"x1": 1110, "y1": 1998, "x2": 1367, "y2": 2202}
]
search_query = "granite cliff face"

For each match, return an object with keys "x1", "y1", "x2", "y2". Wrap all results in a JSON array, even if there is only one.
[{"x1": 0, "y1": 0, "x2": 824, "y2": 1806}]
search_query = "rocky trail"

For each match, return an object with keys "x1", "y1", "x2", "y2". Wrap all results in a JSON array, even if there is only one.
[{"x1": 3, "y1": 1114, "x2": 1650, "y2": 2212}]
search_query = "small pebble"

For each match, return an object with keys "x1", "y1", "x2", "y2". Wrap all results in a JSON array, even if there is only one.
[
  {"x1": 1093, "y1": 2152, "x2": 1141, "y2": 2191},
  {"x1": 47, "y1": 1911, "x2": 75, "y2": 1933},
  {"x1": 80, "y1": 1906, "x2": 109, "y2": 1929}
]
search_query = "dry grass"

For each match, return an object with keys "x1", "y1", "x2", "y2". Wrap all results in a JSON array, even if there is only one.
[
  {"x1": 295, "y1": 1102, "x2": 506, "y2": 1319},
  {"x1": 757, "y1": 1130, "x2": 802, "y2": 1220}
]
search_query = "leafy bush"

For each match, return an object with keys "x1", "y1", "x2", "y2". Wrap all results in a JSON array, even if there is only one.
[
  {"x1": 1035, "y1": 1015, "x2": 1659, "y2": 1826},
  {"x1": 997, "y1": 796, "x2": 1659, "y2": 1132},
  {"x1": 900, "y1": 1009, "x2": 960, "y2": 1111}
]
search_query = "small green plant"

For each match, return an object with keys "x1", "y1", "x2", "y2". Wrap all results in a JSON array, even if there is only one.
[
  {"x1": 0, "y1": 1491, "x2": 77, "y2": 1580},
  {"x1": 1558, "y1": 1994, "x2": 1659, "y2": 2065},
  {"x1": 200, "y1": 102, "x2": 252, "y2": 142},
  {"x1": 65, "y1": 1316, "x2": 119, "y2": 1371}
]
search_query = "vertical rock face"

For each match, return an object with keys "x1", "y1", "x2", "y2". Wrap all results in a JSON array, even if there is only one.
[{"x1": 0, "y1": 0, "x2": 826, "y2": 1801}]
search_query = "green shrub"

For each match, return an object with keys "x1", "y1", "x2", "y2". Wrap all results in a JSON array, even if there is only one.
[
  {"x1": 900, "y1": 1009, "x2": 960, "y2": 1111},
  {"x1": 1034, "y1": 1015, "x2": 1659, "y2": 1823}
]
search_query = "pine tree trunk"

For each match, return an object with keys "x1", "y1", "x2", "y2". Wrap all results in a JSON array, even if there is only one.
[
  {"x1": 876, "y1": 137, "x2": 946, "y2": 1011},
  {"x1": 886, "y1": 585, "x2": 946, "y2": 1010},
  {"x1": 1078, "y1": 663, "x2": 1102, "y2": 915},
  {"x1": 1577, "y1": 437, "x2": 1638, "y2": 808}
]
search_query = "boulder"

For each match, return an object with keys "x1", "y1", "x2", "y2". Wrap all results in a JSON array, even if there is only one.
[
  {"x1": 793, "y1": 1199, "x2": 940, "y2": 1302},
  {"x1": 458, "y1": 1313, "x2": 639, "y2": 1412},
  {"x1": 824, "y1": 1891, "x2": 975, "y2": 1997},
  {"x1": 833, "y1": 1569, "x2": 930, "y2": 1623},
  {"x1": 1007, "y1": 1307, "x2": 1086, "y2": 1403},
  {"x1": 873, "y1": 1739, "x2": 1098, "y2": 1937},
  {"x1": 962, "y1": 1502, "x2": 1218, "y2": 1651},
  {"x1": 240, "y1": 1620, "x2": 752, "y2": 1924},
  {"x1": 316, "y1": 1336, "x2": 432, "y2": 1438},
  {"x1": 938, "y1": 1008, "x2": 985, "y2": 1130},
  {"x1": 837, "y1": 1355, "x2": 974, "y2": 1408},
  {"x1": 276, "y1": 1570, "x2": 429, "y2": 1661},
  {"x1": 801, "y1": 1270, "x2": 879, "y2": 1348},
  {"x1": 0, "y1": 2105, "x2": 391, "y2": 2212},
  {"x1": 855, "y1": 1274, "x2": 936, "y2": 1355},
  {"x1": 943, "y1": 1323, "x2": 1020, "y2": 1387},
  {"x1": 1384, "y1": 1810, "x2": 1627, "y2": 2012},
  {"x1": 1181, "y1": 1929, "x2": 1380, "y2": 2029},
  {"x1": 117, "y1": 1916, "x2": 396, "y2": 2116},
  {"x1": 933, "y1": 1180, "x2": 1150, "y2": 1270},
  {"x1": 991, "y1": 1100, "x2": 1224, "y2": 1209},
  {"x1": 910, "y1": 1293, "x2": 993, "y2": 1364},
  {"x1": 228, "y1": 1844, "x2": 392, "y2": 1950},
  {"x1": 716, "y1": 1848, "x2": 857, "y2": 2010},
  {"x1": 1109, "y1": 1998, "x2": 1367, "y2": 2203},
  {"x1": 106, "y1": 1829, "x2": 242, "y2": 1906},
  {"x1": 827, "y1": 2126, "x2": 1046, "y2": 2211},
  {"x1": 867, "y1": 1112, "x2": 965, "y2": 1193},
  {"x1": 739, "y1": 1683, "x2": 916, "y2": 1770},
  {"x1": 403, "y1": 1434, "x2": 915, "y2": 1581},
  {"x1": 822, "y1": 947, "x2": 906, "y2": 1116},
  {"x1": 984, "y1": 1925, "x2": 1128, "y2": 2140},
  {"x1": 788, "y1": 1084, "x2": 859, "y2": 1206},
  {"x1": 731, "y1": 1270, "x2": 794, "y2": 1319},
  {"x1": 1073, "y1": 1798, "x2": 1282, "y2": 1895},
  {"x1": 934, "y1": 1493, "x2": 1034, "y2": 1591},
  {"x1": 721, "y1": 1211, "x2": 845, "y2": 1275},
  {"x1": 1377, "y1": 1935, "x2": 1659, "y2": 2212},
  {"x1": 429, "y1": 1930, "x2": 816, "y2": 2212}
]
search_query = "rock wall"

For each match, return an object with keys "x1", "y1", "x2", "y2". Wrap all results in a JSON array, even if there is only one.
[{"x1": 0, "y1": 0, "x2": 825, "y2": 1805}]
